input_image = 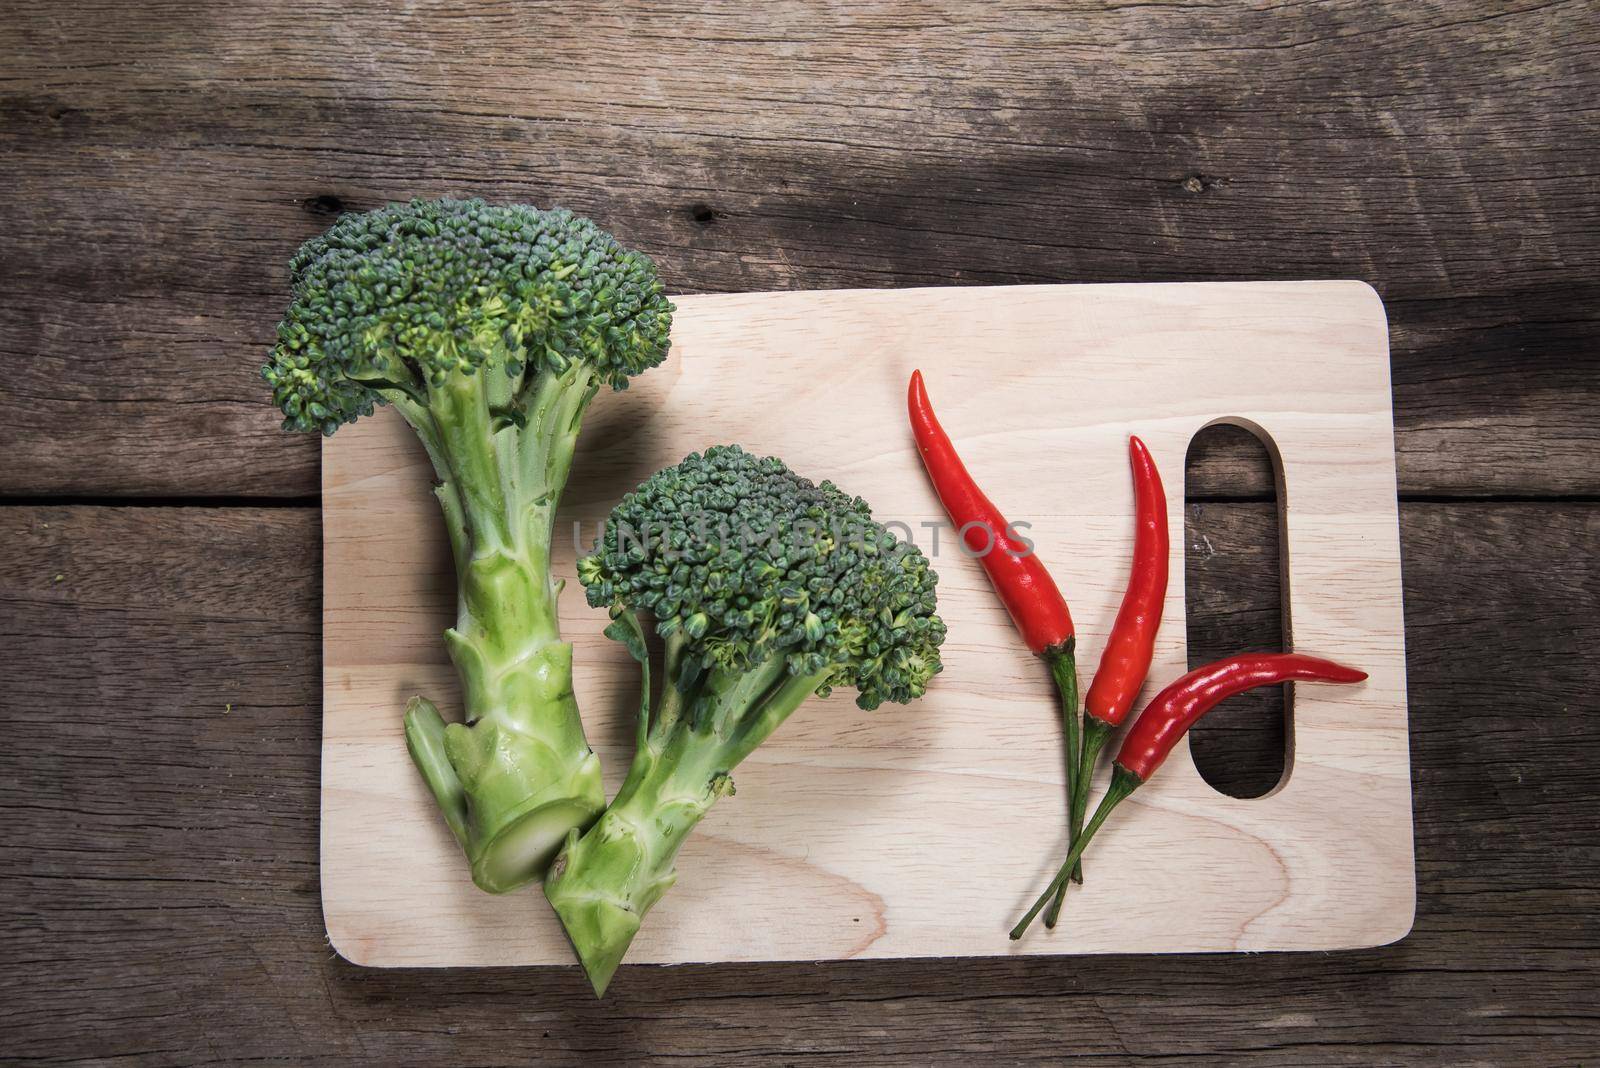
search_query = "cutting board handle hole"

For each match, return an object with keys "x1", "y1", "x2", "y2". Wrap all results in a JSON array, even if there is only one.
[{"x1": 1184, "y1": 420, "x2": 1291, "y2": 800}]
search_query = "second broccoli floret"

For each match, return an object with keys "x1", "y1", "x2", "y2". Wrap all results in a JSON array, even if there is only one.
[{"x1": 546, "y1": 445, "x2": 947, "y2": 994}]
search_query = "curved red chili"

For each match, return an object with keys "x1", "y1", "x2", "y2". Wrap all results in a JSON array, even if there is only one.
[
  {"x1": 908, "y1": 370, "x2": 1086, "y2": 906},
  {"x1": 1084, "y1": 436, "x2": 1169, "y2": 728},
  {"x1": 1117, "y1": 653, "x2": 1368, "y2": 780},
  {"x1": 907, "y1": 370, "x2": 1074, "y2": 655},
  {"x1": 1011, "y1": 652, "x2": 1367, "y2": 939}
]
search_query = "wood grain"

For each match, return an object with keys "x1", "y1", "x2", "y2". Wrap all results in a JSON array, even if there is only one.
[
  {"x1": 4, "y1": 500, "x2": 1594, "y2": 1063},
  {"x1": 321, "y1": 282, "x2": 1411, "y2": 966},
  {"x1": 1, "y1": 0, "x2": 1597, "y2": 499}
]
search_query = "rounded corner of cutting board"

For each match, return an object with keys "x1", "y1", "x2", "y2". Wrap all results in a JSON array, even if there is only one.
[
  {"x1": 1346, "y1": 278, "x2": 1388, "y2": 320},
  {"x1": 1324, "y1": 278, "x2": 1390, "y2": 327},
  {"x1": 320, "y1": 880, "x2": 411, "y2": 969},
  {"x1": 1370, "y1": 880, "x2": 1419, "y2": 950},
  {"x1": 322, "y1": 906, "x2": 382, "y2": 969}
]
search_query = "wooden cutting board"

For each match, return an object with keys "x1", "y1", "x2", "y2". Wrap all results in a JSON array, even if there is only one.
[{"x1": 321, "y1": 281, "x2": 1413, "y2": 968}]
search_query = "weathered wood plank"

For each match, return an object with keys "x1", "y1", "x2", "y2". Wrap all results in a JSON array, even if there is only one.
[
  {"x1": 1, "y1": 0, "x2": 1597, "y2": 497},
  {"x1": 2, "y1": 500, "x2": 1595, "y2": 1063}
]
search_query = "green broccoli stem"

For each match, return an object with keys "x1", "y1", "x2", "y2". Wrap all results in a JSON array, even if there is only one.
[
  {"x1": 545, "y1": 660, "x2": 828, "y2": 996},
  {"x1": 397, "y1": 363, "x2": 607, "y2": 893}
]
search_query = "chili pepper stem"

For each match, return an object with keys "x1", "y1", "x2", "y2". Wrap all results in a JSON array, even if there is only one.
[
  {"x1": 1042, "y1": 641, "x2": 1081, "y2": 928},
  {"x1": 1072, "y1": 716, "x2": 1114, "y2": 847},
  {"x1": 1048, "y1": 643, "x2": 1083, "y2": 873},
  {"x1": 1012, "y1": 765, "x2": 1142, "y2": 940},
  {"x1": 1051, "y1": 720, "x2": 1113, "y2": 925}
]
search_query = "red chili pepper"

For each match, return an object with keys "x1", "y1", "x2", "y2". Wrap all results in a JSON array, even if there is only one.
[
  {"x1": 907, "y1": 370, "x2": 1075, "y2": 655},
  {"x1": 1084, "y1": 436, "x2": 1169, "y2": 729},
  {"x1": 908, "y1": 370, "x2": 1085, "y2": 896},
  {"x1": 1117, "y1": 653, "x2": 1368, "y2": 780},
  {"x1": 1046, "y1": 435, "x2": 1169, "y2": 928},
  {"x1": 1011, "y1": 652, "x2": 1368, "y2": 939}
]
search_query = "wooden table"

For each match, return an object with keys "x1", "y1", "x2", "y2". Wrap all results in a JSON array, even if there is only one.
[{"x1": 3, "y1": 2, "x2": 1595, "y2": 1063}]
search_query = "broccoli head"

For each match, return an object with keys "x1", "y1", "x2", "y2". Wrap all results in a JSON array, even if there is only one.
[
  {"x1": 265, "y1": 196, "x2": 672, "y2": 434},
  {"x1": 263, "y1": 198, "x2": 674, "y2": 894},
  {"x1": 547, "y1": 445, "x2": 946, "y2": 994},
  {"x1": 579, "y1": 444, "x2": 945, "y2": 708}
]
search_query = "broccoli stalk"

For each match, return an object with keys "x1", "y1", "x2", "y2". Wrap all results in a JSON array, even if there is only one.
[
  {"x1": 263, "y1": 198, "x2": 673, "y2": 892},
  {"x1": 546, "y1": 446, "x2": 947, "y2": 994}
]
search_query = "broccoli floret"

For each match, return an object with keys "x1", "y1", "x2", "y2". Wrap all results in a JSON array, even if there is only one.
[
  {"x1": 545, "y1": 445, "x2": 946, "y2": 994},
  {"x1": 263, "y1": 198, "x2": 673, "y2": 893}
]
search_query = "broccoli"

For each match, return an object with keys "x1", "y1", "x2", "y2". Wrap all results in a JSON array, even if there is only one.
[
  {"x1": 545, "y1": 445, "x2": 947, "y2": 994},
  {"x1": 263, "y1": 197, "x2": 674, "y2": 892}
]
